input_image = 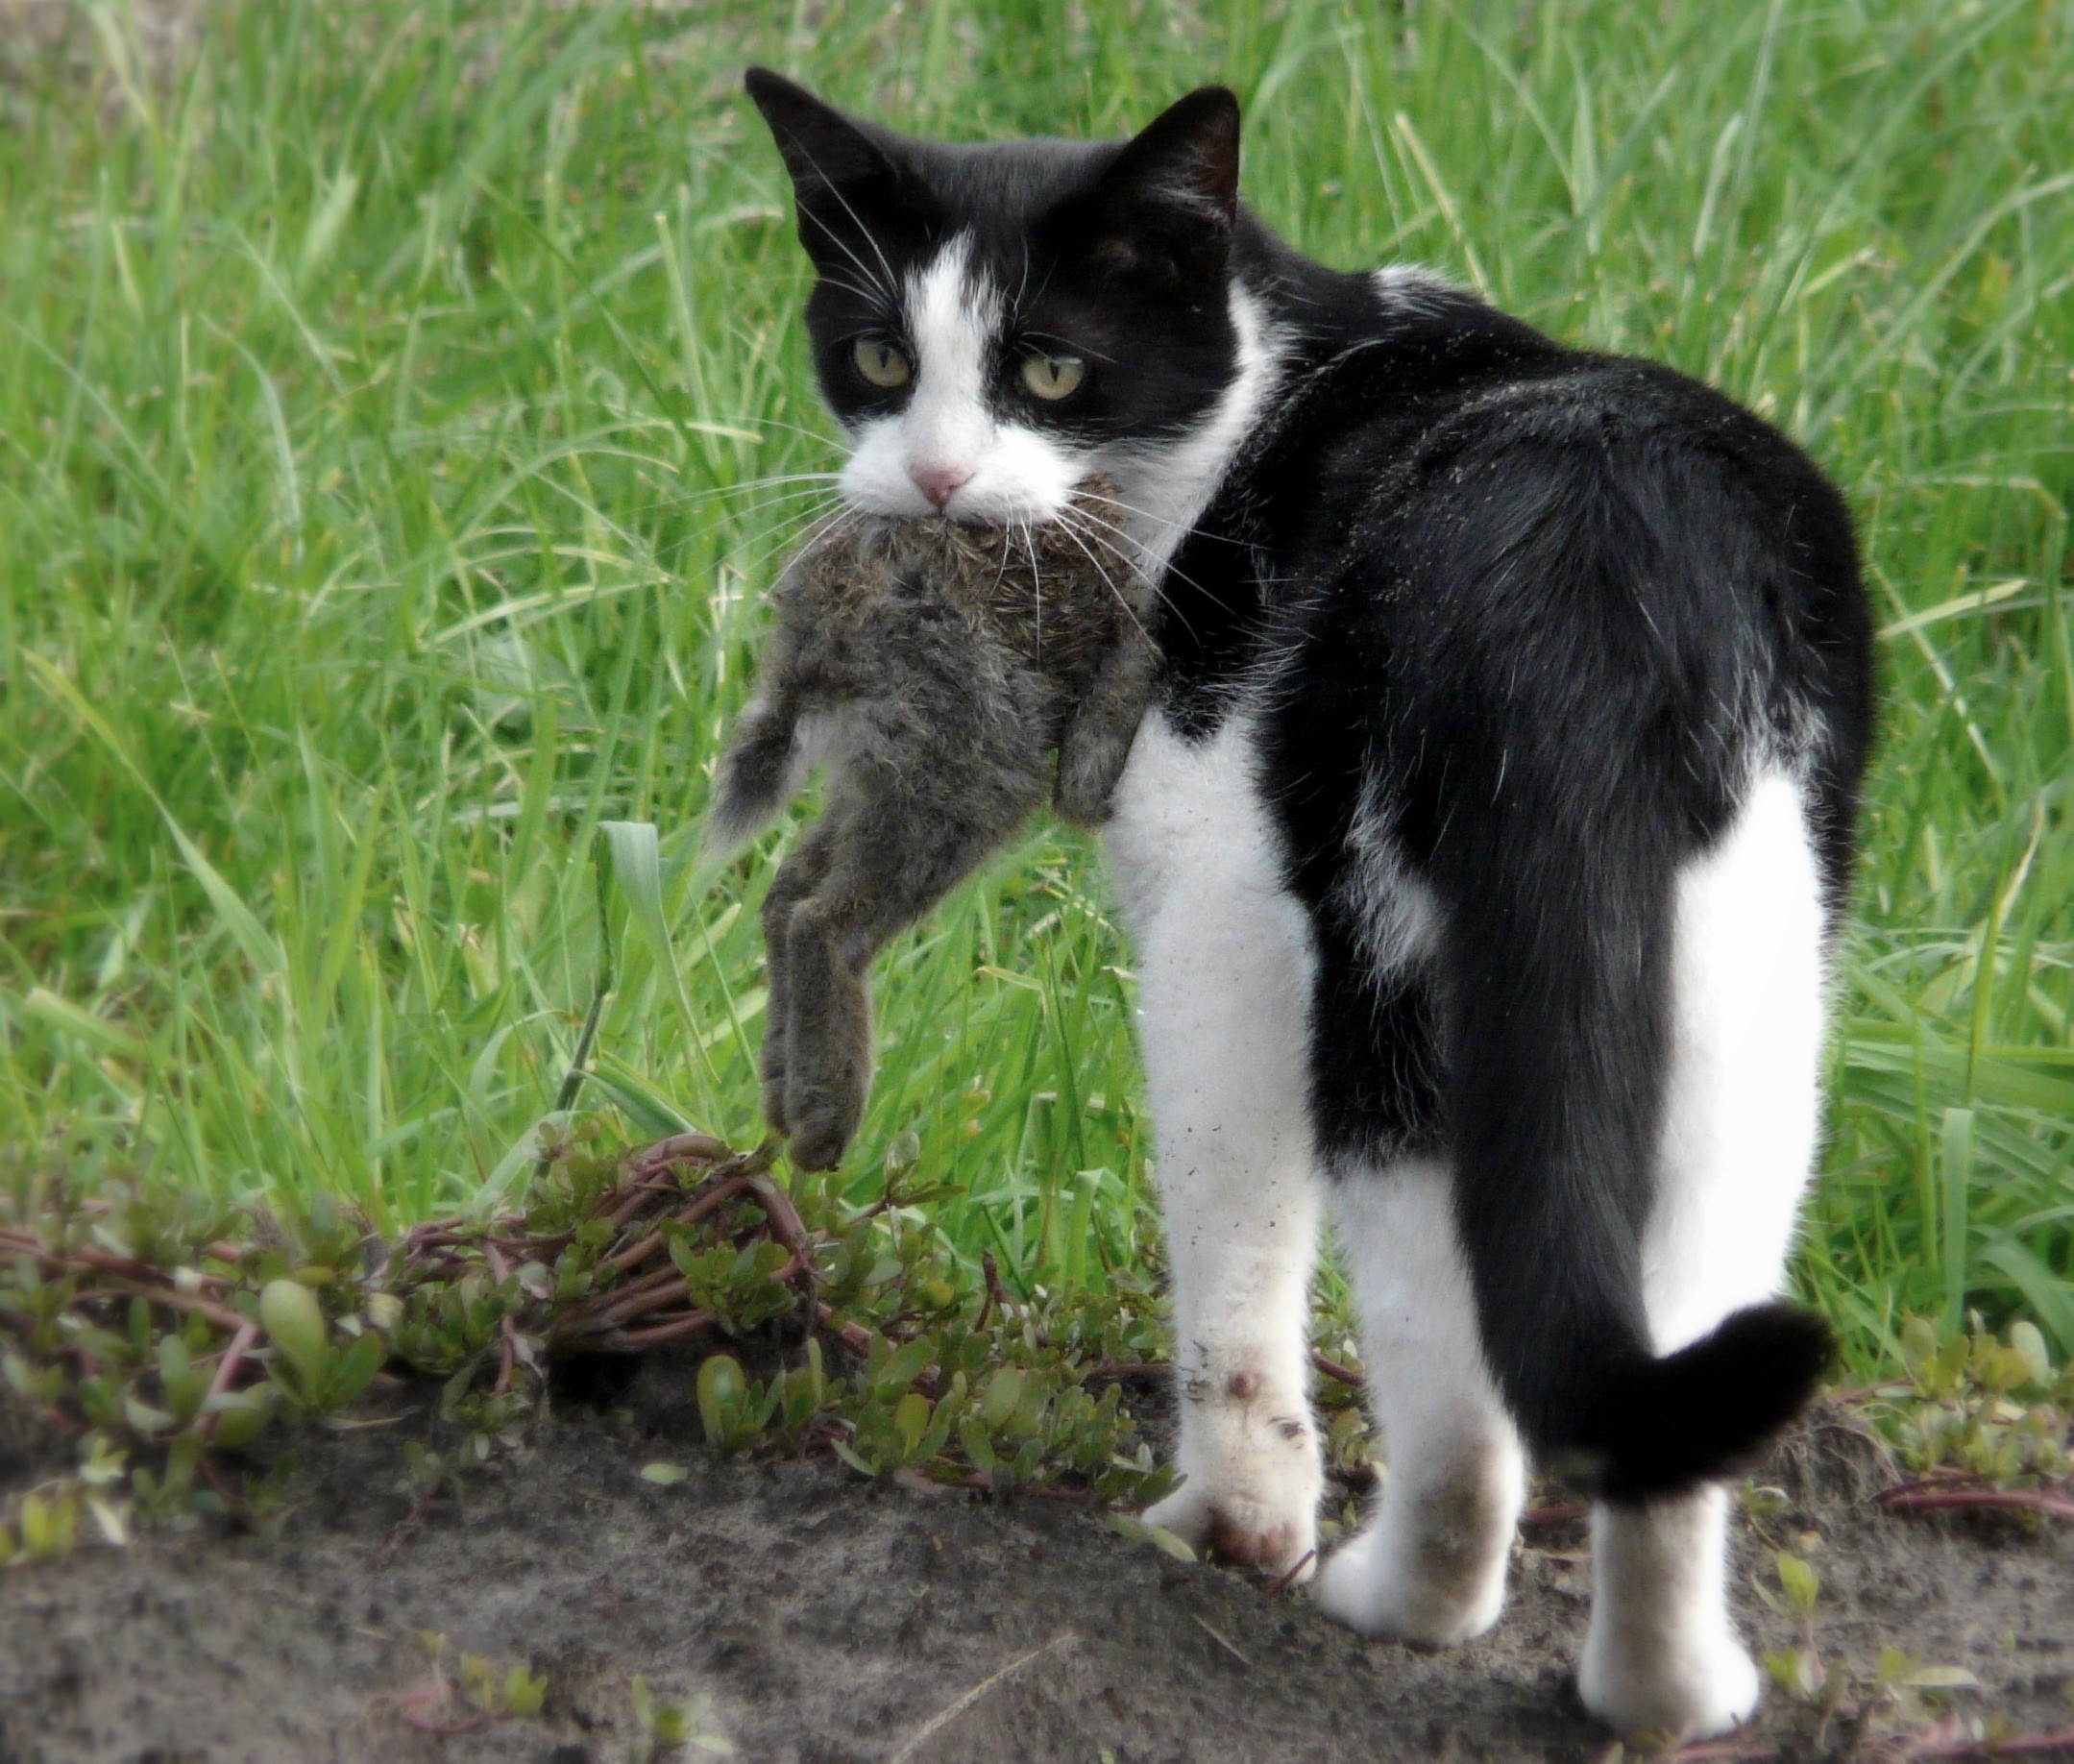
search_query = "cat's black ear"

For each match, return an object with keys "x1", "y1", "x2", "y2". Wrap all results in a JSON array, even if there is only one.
[
  {"x1": 1108, "y1": 87, "x2": 1242, "y2": 228},
  {"x1": 744, "y1": 68, "x2": 898, "y2": 197},
  {"x1": 1081, "y1": 86, "x2": 1241, "y2": 286},
  {"x1": 744, "y1": 68, "x2": 918, "y2": 276}
]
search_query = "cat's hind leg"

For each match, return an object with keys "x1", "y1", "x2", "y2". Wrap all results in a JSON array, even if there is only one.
[
  {"x1": 1110, "y1": 717, "x2": 1325, "y2": 1575},
  {"x1": 1577, "y1": 771, "x2": 1828, "y2": 1739},
  {"x1": 1313, "y1": 1160, "x2": 1525, "y2": 1644}
]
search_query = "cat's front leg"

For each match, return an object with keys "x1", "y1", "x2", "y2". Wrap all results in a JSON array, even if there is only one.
[
  {"x1": 1110, "y1": 715, "x2": 1325, "y2": 1575},
  {"x1": 1143, "y1": 1161, "x2": 1323, "y2": 1576}
]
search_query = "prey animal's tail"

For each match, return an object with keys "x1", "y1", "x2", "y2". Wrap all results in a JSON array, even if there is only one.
[{"x1": 706, "y1": 692, "x2": 804, "y2": 851}]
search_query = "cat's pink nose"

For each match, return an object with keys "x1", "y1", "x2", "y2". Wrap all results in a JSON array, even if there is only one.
[{"x1": 910, "y1": 463, "x2": 972, "y2": 510}]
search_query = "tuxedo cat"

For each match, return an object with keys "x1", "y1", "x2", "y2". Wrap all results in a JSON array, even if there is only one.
[{"x1": 743, "y1": 68, "x2": 1873, "y2": 1741}]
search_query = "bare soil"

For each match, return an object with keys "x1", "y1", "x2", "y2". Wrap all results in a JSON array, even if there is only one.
[{"x1": 3, "y1": 1361, "x2": 2072, "y2": 1764}]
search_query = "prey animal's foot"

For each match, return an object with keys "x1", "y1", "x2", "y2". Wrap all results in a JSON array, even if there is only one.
[
  {"x1": 781, "y1": 1077, "x2": 866, "y2": 1171},
  {"x1": 1143, "y1": 1367, "x2": 1322, "y2": 1576}
]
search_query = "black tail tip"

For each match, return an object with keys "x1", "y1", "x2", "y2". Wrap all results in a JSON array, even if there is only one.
[{"x1": 1593, "y1": 1303, "x2": 1835, "y2": 1503}]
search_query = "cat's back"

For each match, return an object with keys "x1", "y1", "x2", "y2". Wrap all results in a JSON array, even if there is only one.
[{"x1": 1243, "y1": 278, "x2": 1869, "y2": 750}]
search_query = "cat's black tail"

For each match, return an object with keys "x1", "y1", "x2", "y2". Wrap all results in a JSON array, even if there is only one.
[
  {"x1": 1396, "y1": 429, "x2": 1842, "y2": 1502},
  {"x1": 1571, "y1": 1304, "x2": 1835, "y2": 1500},
  {"x1": 1435, "y1": 769, "x2": 1836, "y2": 1501}
]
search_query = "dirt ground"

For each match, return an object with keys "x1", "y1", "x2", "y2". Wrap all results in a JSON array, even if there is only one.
[{"x1": 4, "y1": 1359, "x2": 2073, "y2": 1764}]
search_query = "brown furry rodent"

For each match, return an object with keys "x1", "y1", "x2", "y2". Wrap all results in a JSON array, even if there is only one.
[{"x1": 708, "y1": 480, "x2": 1158, "y2": 1170}]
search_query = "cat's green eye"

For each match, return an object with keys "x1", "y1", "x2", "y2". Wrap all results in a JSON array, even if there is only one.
[
  {"x1": 1020, "y1": 353, "x2": 1086, "y2": 401},
  {"x1": 852, "y1": 338, "x2": 912, "y2": 389}
]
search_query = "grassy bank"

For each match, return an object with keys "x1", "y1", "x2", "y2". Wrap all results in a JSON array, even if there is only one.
[{"x1": 3, "y1": 0, "x2": 2071, "y2": 1378}]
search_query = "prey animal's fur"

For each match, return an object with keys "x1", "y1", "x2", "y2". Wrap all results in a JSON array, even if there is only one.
[{"x1": 710, "y1": 480, "x2": 1156, "y2": 1169}]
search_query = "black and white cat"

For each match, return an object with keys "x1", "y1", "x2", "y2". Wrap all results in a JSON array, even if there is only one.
[{"x1": 743, "y1": 70, "x2": 1874, "y2": 1741}]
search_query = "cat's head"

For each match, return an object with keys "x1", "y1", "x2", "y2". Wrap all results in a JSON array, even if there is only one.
[{"x1": 745, "y1": 69, "x2": 1257, "y2": 531}]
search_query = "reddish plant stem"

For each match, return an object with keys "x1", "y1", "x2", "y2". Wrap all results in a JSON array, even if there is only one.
[
  {"x1": 623, "y1": 1131, "x2": 730, "y2": 1179},
  {"x1": 1876, "y1": 1486, "x2": 2074, "y2": 1521},
  {"x1": 1082, "y1": 1360, "x2": 1166, "y2": 1384},
  {"x1": 604, "y1": 1177, "x2": 683, "y2": 1234},
  {"x1": 376, "y1": 1487, "x2": 436, "y2": 1566},
  {"x1": 100, "y1": 1280, "x2": 250, "y2": 1335},
  {"x1": 1309, "y1": 1349, "x2": 1365, "y2": 1387},
  {"x1": 1521, "y1": 1502, "x2": 1587, "y2": 1528},
  {"x1": 1877, "y1": 1716, "x2": 2074, "y2": 1760},
  {"x1": 199, "y1": 1451, "x2": 244, "y2": 1506},
  {"x1": 482, "y1": 1244, "x2": 519, "y2": 1394},
  {"x1": 815, "y1": 1302, "x2": 877, "y2": 1361},
  {"x1": 616, "y1": 1310, "x2": 716, "y2": 1351},
  {"x1": 749, "y1": 1175, "x2": 823, "y2": 1284},
  {"x1": 1265, "y1": 1549, "x2": 1318, "y2": 1597},
  {"x1": 983, "y1": 1250, "x2": 1013, "y2": 1318},
  {"x1": 603, "y1": 1175, "x2": 752, "y2": 1274},
  {"x1": 0, "y1": 1235, "x2": 235, "y2": 1296},
  {"x1": 194, "y1": 1320, "x2": 259, "y2": 1442}
]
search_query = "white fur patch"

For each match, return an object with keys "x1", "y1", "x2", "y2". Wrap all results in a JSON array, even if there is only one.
[
  {"x1": 1093, "y1": 286, "x2": 1282, "y2": 581},
  {"x1": 1647, "y1": 769, "x2": 1827, "y2": 1353},
  {"x1": 1370, "y1": 262, "x2": 1459, "y2": 315},
  {"x1": 836, "y1": 250, "x2": 1286, "y2": 575},
  {"x1": 1338, "y1": 786, "x2": 1441, "y2": 981},
  {"x1": 1109, "y1": 712, "x2": 1325, "y2": 1574},
  {"x1": 839, "y1": 233, "x2": 1081, "y2": 525}
]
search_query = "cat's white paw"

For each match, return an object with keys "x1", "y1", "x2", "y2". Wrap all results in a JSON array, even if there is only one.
[
  {"x1": 1144, "y1": 1389, "x2": 1321, "y2": 1575},
  {"x1": 1313, "y1": 1486, "x2": 1512, "y2": 1645},
  {"x1": 1577, "y1": 1616, "x2": 1761, "y2": 1741}
]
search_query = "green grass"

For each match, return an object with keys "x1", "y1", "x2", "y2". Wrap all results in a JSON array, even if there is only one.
[{"x1": 2, "y1": 0, "x2": 2070, "y2": 1381}]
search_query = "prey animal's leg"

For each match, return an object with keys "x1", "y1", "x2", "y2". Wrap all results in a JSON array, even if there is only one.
[
  {"x1": 778, "y1": 787, "x2": 1015, "y2": 1171},
  {"x1": 757, "y1": 821, "x2": 839, "y2": 1139},
  {"x1": 1054, "y1": 636, "x2": 1158, "y2": 826},
  {"x1": 1578, "y1": 772, "x2": 1827, "y2": 1740},
  {"x1": 779, "y1": 889, "x2": 878, "y2": 1172},
  {"x1": 1314, "y1": 1161, "x2": 1525, "y2": 1644},
  {"x1": 1107, "y1": 717, "x2": 1324, "y2": 1575}
]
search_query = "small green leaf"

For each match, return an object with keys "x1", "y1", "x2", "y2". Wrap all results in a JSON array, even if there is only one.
[
  {"x1": 1775, "y1": 1551, "x2": 1820, "y2": 1617},
  {"x1": 259, "y1": 1278, "x2": 329, "y2": 1389},
  {"x1": 324, "y1": 1330, "x2": 385, "y2": 1409},
  {"x1": 19, "y1": 1490, "x2": 78, "y2": 1562},
  {"x1": 696, "y1": 1355, "x2": 746, "y2": 1447},
  {"x1": 641, "y1": 1462, "x2": 691, "y2": 1485},
  {"x1": 892, "y1": 1391, "x2": 932, "y2": 1461},
  {"x1": 830, "y1": 1437, "x2": 879, "y2": 1478},
  {"x1": 2007, "y1": 1319, "x2": 2052, "y2": 1385},
  {"x1": 1107, "y1": 1512, "x2": 1196, "y2": 1561},
  {"x1": 1901, "y1": 1664, "x2": 1981, "y2": 1690},
  {"x1": 1763, "y1": 1644, "x2": 1825, "y2": 1702},
  {"x1": 980, "y1": 1367, "x2": 1024, "y2": 1430},
  {"x1": 502, "y1": 1664, "x2": 548, "y2": 1716}
]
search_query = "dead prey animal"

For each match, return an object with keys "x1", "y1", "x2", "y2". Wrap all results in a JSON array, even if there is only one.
[{"x1": 708, "y1": 481, "x2": 1158, "y2": 1170}]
